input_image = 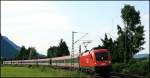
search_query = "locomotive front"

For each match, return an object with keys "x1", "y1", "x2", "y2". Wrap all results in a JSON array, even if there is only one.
[
  {"x1": 80, "y1": 49, "x2": 112, "y2": 73},
  {"x1": 94, "y1": 49, "x2": 112, "y2": 73}
]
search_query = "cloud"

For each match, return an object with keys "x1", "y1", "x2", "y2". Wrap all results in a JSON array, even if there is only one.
[
  {"x1": 1, "y1": 1, "x2": 74, "y2": 32},
  {"x1": 141, "y1": 13, "x2": 149, "y2": 21},
  {"x1": 1, "y1": 1, "x2": 58, "y2": 15},
  {"x1": 2, "y1": 13, "x2": 72, "y2": 32},
  {"x1": 1, "y1": 1, "x2": 149, "y2": 55},
  {"x1": 141, "y1": 13, "x2": 149, "y2": 28},
  {"x1": 140, "y1": 13, "x2": 149, "y2": 54},
  {"x1": 1, "y1": 1, "x2": 80, "y2": 55}
]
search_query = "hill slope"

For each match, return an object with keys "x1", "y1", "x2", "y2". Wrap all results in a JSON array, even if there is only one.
[
  {"x1": 1, "y1": 36, "x2": 20, "y2": 60},
  {"x1": 133, "y1": 54, "x2": 149, "y2": 59}
]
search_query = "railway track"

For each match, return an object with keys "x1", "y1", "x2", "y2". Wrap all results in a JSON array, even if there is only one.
[{"x1": 110, "y1": 72, "x2": 144, "y2": 78}]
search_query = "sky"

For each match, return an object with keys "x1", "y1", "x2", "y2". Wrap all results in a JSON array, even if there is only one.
[{"x1": 1, "y1": 1, "x2": 149, "y2": 55}]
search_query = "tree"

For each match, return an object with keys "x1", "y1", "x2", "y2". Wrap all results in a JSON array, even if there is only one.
[
  {"x1": 47, "y1": 46, "x2": 58, "y2": 58},
  {"x1": 93, "y1": 34, "x2": 119, "y2": 62},
  {"x1": 116, "y1": 4, "x2": 145, "y2": 63},
  {"x1": 47, "y1": 47, "x2": 53, "y2": 58},
  {"x1": 47, "y1": 39, "x2": 70, "y2": 58},
  {"x1": 15, "y1": 46, "x2": 28, "y2": 60},
  {"x1": 93, "y1": 34, "x2": 114, "y2": 50},
  {"x1": 94, "y1": 4, "x2": 145, "y2": 63},
  {"x1": 27, "y1": 47, "x2": 38, "y2": 59},
  {"x1": 58, "y1": 39, "x2": 70, "y2": 56},
  {"x1": 16, "y1": 46, "x2": 38, "y2": 60},
  {"x1": 101, "y1": 34, "x2": 114, "y2": 50},
  {"x1": 108, "y1": 4, "x2": 145, "y2": 63}
]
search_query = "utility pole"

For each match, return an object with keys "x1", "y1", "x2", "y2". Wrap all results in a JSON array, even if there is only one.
[
  {"x1": 79, "y1": 45, "x2": 81, "y2": 69},
  {"x1": 71, "y1": 31, "x2": 88, "y2": 75},
  {"x1": 71, "y1": 31, "x2": 76, "y2": 69},
  {"x1": 36, "y1": 53, "x2": 39, "y2": 67},
  {"x1": 78, "y1": 45, "x2": 81, "y2": 77},
  {"x1": 28, "y1": 48, "x2": 32, "y2": 60},
  {"x1": 71, "y1": 31, "x2": 88, "y2": 68}
]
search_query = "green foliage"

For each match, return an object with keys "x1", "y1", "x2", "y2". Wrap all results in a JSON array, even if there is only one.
[
  {"x1": 112, "y1": 63, "x2": 127, "y2": 72},
  {"x1": 112, "y1": 60, "x2": 149, "y2": 76},
  {"x1": 115, "y1": 4, "x2": 145, "y2": 63},
  {"x1": 122, "y1": 68, "x2": 129, "y2": 74},
  {"x1": 47, "y1": 46, "x2": 58, "y2": 58},
  {"x1": 128, "y1": 60, "x2": 149, "y2": 75},
  {"x1": 128, "y1": 59, "x2": 138, "y2": 65},
  {"x1": 15, "y1": 46, "x2": 38, "y2": 60},
  {"x1": 93, "y1": 33, "x2": 115, "y2": 51},
  {"x1": 47, "y1": 39, "x2": 70, "y2": 58},
  {"x1": 16, "y1": 46, "x2": 27, "y2": 60},
  {"x1": 145, "y1": 72, "x2": 150, "y2": 78},
  {"x1": 95, "y1": 4, "x2": 145, "y2": 63},
  {"x1": 0, "y1": 60, "x2": 3, "y2": 64},
  {"x1": 121, "y1": 5, "x2": 141, "y2": 27},
  {"x1": 58, "y1": 39, "x2": 70, "y2": 56}
]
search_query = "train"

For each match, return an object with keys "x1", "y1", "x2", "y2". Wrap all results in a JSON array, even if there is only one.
[{"x1": 3, "y1": 49, "x2": 112, "y2": 73}]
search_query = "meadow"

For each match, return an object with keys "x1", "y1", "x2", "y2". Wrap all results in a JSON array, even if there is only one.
[{"x1": 1, "y1": 65, "x2": 90, "y2": 77}]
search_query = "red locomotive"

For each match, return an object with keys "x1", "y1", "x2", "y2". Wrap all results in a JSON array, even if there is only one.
[{"x1": 80, "y1": 49, "x2": 112, "y2": 73}]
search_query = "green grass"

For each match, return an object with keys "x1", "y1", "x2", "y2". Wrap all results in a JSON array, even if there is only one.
[{"x1": 1, "y1": 65, "x2": 90, "y2": 77}]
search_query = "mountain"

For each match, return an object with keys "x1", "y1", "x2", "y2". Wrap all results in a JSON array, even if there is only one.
[
  {"x1": 1, "y1": 36, "x2": 21, "y2": 60},
  {"x1": 133, "y1": 54, "x2": 149, "y2": 59},
  {"x1": 37, "y1": 53, "x2": 47, "y2": 59}
]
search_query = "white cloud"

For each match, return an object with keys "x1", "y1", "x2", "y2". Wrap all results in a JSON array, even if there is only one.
[
  {"x1": 1, "y1": 1, "x2": 79, "y2": 55},
  {"x1": 141, "y1": 13, "x2": 149, "y2": 21},
  {"x1": 140, "y1": 13, "x2": 149, "y2": 54},
  {"x1": 1, "y1": 1, "x2": 58, "y2": 14},
  {"x1": 141, "y1": 13, "x2": 149, "y2": 28},
  {"x1": 2, "y1": 12, "x2": 72, "y2": 32},
  {"x1": 1, "y1": 1, "x2": 149, "y2": 55},
  {"x1": 1, "y1": 1, "x2": 73, "y2": 32}
]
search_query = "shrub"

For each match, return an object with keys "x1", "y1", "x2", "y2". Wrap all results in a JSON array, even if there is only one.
[
  {"x1": 112, "y1": 63, "x2": 127, "y2": 72},
  {"x1": 128, "y1": 60, "x2": 149, "y2": 75},
  {"x1": 112, "y1": 59, "x2": 149, "y2": 76},
  {"x1": 145, "y1": 72, "x2": 150, "y2": 78},
  {"x1": 128, "y1": 59, "x2": 138, "y2": 65},
  {"x1": 27, "y1": 65, "x2": 32, "y2": 68},
  {"x1": 122, "y1": 68, "x2": 129, "y2": 74}
]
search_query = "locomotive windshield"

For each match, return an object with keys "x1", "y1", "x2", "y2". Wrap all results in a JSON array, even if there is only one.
[{"x1": 95, "y1": 52, "x2": 109, "y2": 61}]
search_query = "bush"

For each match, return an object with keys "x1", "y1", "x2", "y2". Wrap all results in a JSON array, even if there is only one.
[
  {"x1": 145, "y1": 72, "x2": 150, "y2": 78},
  {"x1": 128, "y1": 60, "x2": 149, "y2": 75},
  {"x1": 27, "y1": 65, "x2": 32, "y2": 68},
  {"x1": 122, "y1": 68, "x2": 129, "y2": 74},
  {"x1": 112, "y1": 59, "x2": 149, "y2": 76},
  {"x1": 112, "y1": 63, "x2": 127, "y2": 72},
  {"x1": 128, "y1": 59, "x2": 138, "y2": 65}
]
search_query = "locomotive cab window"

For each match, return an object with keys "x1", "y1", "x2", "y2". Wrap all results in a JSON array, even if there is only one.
[{"x1": 95, "y1": 52, "x2": 110, "y2": 61}]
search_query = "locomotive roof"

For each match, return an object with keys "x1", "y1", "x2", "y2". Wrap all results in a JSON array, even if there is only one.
[
  {"x1": 92, "y1": 49, "x2": 110, "y2": 53},
  {"x1": 80, "y1": 49, "x2": 110, "y2": 56}
]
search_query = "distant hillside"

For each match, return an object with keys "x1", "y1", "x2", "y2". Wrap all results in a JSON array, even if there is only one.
[
  {"x1": 37, "y1": 53, "x2": 47, "y2": 59},
  {"x1": 1, "y1": 36, "x2": 21, "y2": 60},
  {"x1": 133, "y1": 54, "x2": 149, "y2": 59}
]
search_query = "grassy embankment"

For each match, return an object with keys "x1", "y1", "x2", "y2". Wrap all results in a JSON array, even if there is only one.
[{"x1": 1, "y1": 65, "x2": 90, "y2": 77}]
